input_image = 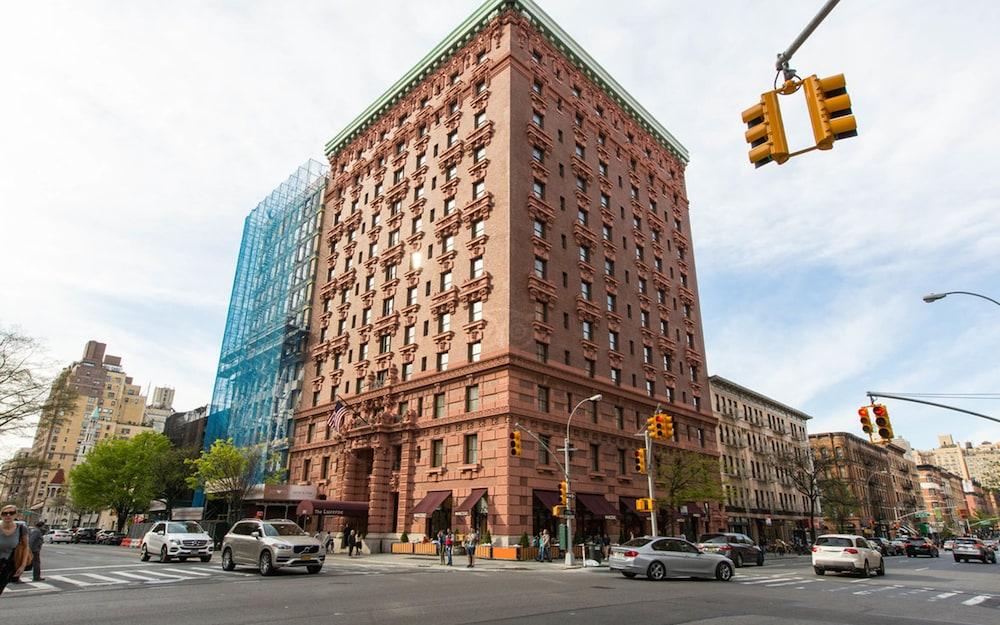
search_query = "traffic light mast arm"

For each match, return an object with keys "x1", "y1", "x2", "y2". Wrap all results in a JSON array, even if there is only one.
[
  {"x1": 775, "y1": 0, "x2": 843, "y2": 80},
  {"x1": 866, "y1": 392, "x2": 1000, "y2": 425},
  {"x1": 513, "y1": 422, "x2": 567, "y2": 475}
]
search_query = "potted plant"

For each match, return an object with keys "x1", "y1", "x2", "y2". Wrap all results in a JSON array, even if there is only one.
[
  {"x1": 391, "y1": 531, "x2": 414, "y2": 554},
  {"x1": 476, "y1": 529, "x2": 492, "y2": 558}
]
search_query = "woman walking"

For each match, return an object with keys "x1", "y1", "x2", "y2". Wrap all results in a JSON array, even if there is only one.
[
  {"x1": 0, "y1": 505, "x2": 30, "y2": 597},
  {"x1": 465, "y1": 530, "x2": 479, "y2": 568}
]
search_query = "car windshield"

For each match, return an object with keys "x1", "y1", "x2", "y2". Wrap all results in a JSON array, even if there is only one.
[
  {"x1": 622, "y1": 538, "x2": 652, "y2": 547},
  {"x1": 263, "y1": 522, "x2": 306, "y2": 537},
  {"x1": 698, "y1": 535, "x2": 731, "y2": 544},
  {"x1": 816, "y1": 537, "x2": 853, "y2": 547},
  {"x1": 167, "y1": 522, "x2": 205, "y2": 534}
]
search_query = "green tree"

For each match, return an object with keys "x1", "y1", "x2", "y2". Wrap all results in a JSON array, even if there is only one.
[
  {"x1": 152, "y1": 446, "x2": 200, "y2": 517},
  {"x1": 186, "y1": 439, "x2": 267, "y2": 522},
  {"x1": 771, "y1": 448, "x2": 837, "y2": 543},
  {"x1": 820, "y1": 479, "x2": 860, "y2": 533},
  {"x1": 654, "y1": 447, "x2": 724, "y2": 535},
  {"x1": 69, "y1": 432, "x2": 171, "y2": 532}
]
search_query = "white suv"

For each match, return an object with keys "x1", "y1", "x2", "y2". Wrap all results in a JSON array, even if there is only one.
[
  {"x1": 812, "y1": 534, "x2": 884, "y2": 577},
  {"x1": 141, "y1": 521, "x2": 214, "y2": 563}
]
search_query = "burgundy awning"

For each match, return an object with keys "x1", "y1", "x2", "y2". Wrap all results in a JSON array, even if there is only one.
[
  {"x1": 619, "y1": 496, "x2": 638, "y2": 513},
  {"x1": 455, "y1": 488, "x2": 488, "y2": 514},
  {"x1": 576, "y1": 493, "x2": 619, "y2": 519},
  {"x1": 296, "y1": 499, "x2": 368, "y2": 517},
  {"x1": 411, "y1": 490, "x2": 452, "y2": 517},
  {"x1": 534, "y1": 490, "x2": 561, "y2": 509}
]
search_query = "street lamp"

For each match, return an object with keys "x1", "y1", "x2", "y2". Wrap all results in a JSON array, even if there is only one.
[
  {"x1": 563, "y1": 393, "x2": 602, "y2": 566},
  {"x1": 923, "y1": 291, "x2": 1000, "y2": 307},
  {"x1": 866, "y1": 470, "x2": 891, "y2": 536}
]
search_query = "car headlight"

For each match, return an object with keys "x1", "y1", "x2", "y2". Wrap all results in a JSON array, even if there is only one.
[
  {"x1": 169, "y1": 539, "x2": 179, "y2": 545},
  {"x1": 275, "y1": 542, "x2": 293, "y2": 550}
]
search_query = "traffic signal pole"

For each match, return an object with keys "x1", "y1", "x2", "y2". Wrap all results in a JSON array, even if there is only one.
[
  {"x1": 563, "y1": 433, "x2": 574, "y2": 566},
  {"x1": 644, "y1": 429, "x2": 658, "y2": 537},
  {"x1": 775, "y1": 0, "x2": 842, "y2": 80}
]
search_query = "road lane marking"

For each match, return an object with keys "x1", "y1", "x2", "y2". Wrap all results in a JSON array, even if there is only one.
[
  {"x1": 47, "y1": 575, "x2": 102, "y2": 587},
  {"x1": 113, "y1": 571, "x2": 181, "y2": 582},
  {"x1": 913, "y1": 567, "x2": 928, "y2": 571},
  {"x1": 767, "y1": 579, "x2": 816, "y2": 587},
  {"x1": 740, "y1": 577, "x2": 794, "y2": 585},
  {"x1": 962, "y1": 595, "x2": 990, "y2": 606},
  {"x1": 81, "y1": 573, "x2": 130, "y2": 584},
  {"x1": 929, "y1": 592, "x2": 957, "y2": 601},
  {"x1": 46, "y1": 563, "x2": 149, "y2": 573},
  {"x1": 2, "y1": 581, "x2": 58, "y2": 593},
  {"x1": 161, "y1": 567, "x2": 212, "y2": 577},
  {"x1": 853, "y1": 586, "x2": 893, "y2": 595}
]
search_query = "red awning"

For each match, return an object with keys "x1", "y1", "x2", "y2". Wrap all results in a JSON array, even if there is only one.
[
  {"x1": 455, "y1": 488, "x2": 488, "y2": 513},
  {"x1": 411, "y1": 490, "x2": 452, "y2": 517},
  {"x1": 296, "y1": 500, "x2": 368, "y2": 517},
  {"x1": 534, "y1": 490, "x2": 561, "y2": 509},
  {"x1": 576, "y1": 493, "x2": 619, "y2": 519},
  {"x1": 618, "y1": 496, "x2": 638, "y2": 513}
]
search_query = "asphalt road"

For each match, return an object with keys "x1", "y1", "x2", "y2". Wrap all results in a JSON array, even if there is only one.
[{"x1": 2, "y1": 545, "x2": 997, "y2": 625}]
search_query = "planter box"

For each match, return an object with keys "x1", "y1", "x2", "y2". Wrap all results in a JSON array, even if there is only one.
[
  {"x1": 519, "y1": 546, "x2": 540, "y2": 561},
  {"x1": 390, "y1": 543, "x2": 414, "y2": 554},
  {"x1": 492, "y1": 546, "x2": 519, "y2": 560},
  {"x1": 475, "y1": 545, "x2": 492, "y2": 559},
  {"x1": 413, "y1": 543, "x2": 437, "y2": 555}
]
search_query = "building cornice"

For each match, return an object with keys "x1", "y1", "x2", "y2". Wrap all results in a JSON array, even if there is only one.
[
  {"x1": 324, "y1": 0, "x2": 688, "y2": 162},
  {"x1": 709, "y1": 374, "x2": 813, "y2": 422}
]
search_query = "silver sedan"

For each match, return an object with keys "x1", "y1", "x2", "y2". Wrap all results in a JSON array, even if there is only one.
[{"x1": 608, "y1": 536, "x2": 735, "y2": 581}]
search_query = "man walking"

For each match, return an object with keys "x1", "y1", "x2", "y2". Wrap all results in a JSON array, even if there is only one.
[
  {"x1": 539, "y1": 529, "x2": 551, "y2": 562},
  {"x1": 465, "y1": 530, "x2": 479, "y2": 568},
  {"x1": 28, "y1": 521, "x2": 45, "y2": 582},
  {"x1": 445, "y1": 530, "x2": 454, "y2": 566},
  {"x1": 437, "y1": 530, "x2": 446, "y2": 565}
]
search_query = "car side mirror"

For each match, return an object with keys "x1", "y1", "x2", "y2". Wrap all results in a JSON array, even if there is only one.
[{"x1": 251, "y1": 530, "x2": 261, "y2": 539}]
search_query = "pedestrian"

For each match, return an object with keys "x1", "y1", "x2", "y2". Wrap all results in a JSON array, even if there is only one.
[
  {"x1": 29, "y1": 521, "x2": 46, "y2": 582},
  {"x1": 437, "y1": 530, "x2": 446, "y2": 565},
  {"x1": 325, "y1": 532, "x2": 334, "y2": 554},
  {"x1": 445, "y1": 530, "x2": 454, "y2": 566},
  {"x1": 347, "y1": 530, "x2": 357, "y2": 557},
  {"x1": 602, "y1": 533, "x2": 611, "y2": 559},
  {"x1": 355, "y1": 533, "x2": 364, "y2": 556},
  {"x1": 0, "y1": 505, "x2": 31, "y2": 597},
  {"x1": 466, "y1": 530, "x2": 479, "y2": 568},
  {"x1": 540, "y1": 529, "x2": 551, "y2": 562}
]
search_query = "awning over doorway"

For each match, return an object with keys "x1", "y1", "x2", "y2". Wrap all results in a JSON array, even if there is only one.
[
  {"x1": 618, "y1": 496, "x2": 638, "y2": 513},
  {"x1": 534, "y1": 490, "x2": 561, "y2": 510},
  {"x1": 576, "y1": 493, "x2": 618, "y2": 519},
  {"x1": 296, "y1": 499, "x2": 369, "y2": 517},
  {"x1": 411, "y1": 490, "x2": 452, "y2": 517},
  {"x1": 454, "y1": 488, "x2": 488, "y2": 516}
]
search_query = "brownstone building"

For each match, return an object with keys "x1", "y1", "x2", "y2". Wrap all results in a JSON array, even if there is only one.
[{"x1": 289, "y1": 0, "x2": 719, "y2": 547}]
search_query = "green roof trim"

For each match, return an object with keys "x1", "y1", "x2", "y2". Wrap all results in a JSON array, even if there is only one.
[{"x1": 324, "y1": 0, "x2": 689, "y2": 163}]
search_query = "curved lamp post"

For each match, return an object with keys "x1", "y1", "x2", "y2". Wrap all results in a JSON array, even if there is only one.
[
  {"x1": 923, "y1": 291, "x2": 1000, "y2": 307},
  {"x1": 563, "y1": 393, "x2": 602, "y2": 566}
]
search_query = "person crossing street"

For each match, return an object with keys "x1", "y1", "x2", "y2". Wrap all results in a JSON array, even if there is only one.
[{"x1": 28, "y1": 521, "x2": 46, "y2": 582}]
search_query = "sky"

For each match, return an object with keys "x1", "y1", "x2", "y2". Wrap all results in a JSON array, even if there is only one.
[{"x1": 1, "y1": 0, "x2": 998, "y2": 460}]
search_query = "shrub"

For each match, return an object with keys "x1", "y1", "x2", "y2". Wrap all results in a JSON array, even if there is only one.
[
  {"x1": 519, "y1": 532, "x2": 530, "y2": 548},
  {"x1": 399, "y1": 531, "x2": 409, "y2": 543},
  {"x1": 481, "y1": 529, "x2": 492, "y2": 544}
]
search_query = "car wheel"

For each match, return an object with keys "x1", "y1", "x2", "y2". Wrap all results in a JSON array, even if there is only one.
[
  {"x1": 877, "y1": 559, "x2": 885, "y2": 576},
  {"x1": 647, "y1": 561, "x2": 666, "y2": 581},
  {"x1": 716, "y1": 562, "x2": 734, "y2": 582},
  {"x1": 140, "y1": 545, "x2": 150, "y2": 562},
  {"x1": 306, "y1": 565, "x2": 322, "y2": 574},
  {"x1": 756, "y1": 552, "x2": 765, "y2": 566},
  {"x1": 862, "y1": 560, "x2": 870, "y2": 578},
  {"x1": 160, "y1": 546, "x2": 171, "y2": 563},
  {"x1": 200, "y1": 556, "x2": 212, "y2": 563},
  {"x1": 259, "y1": 551, "x2": 274, "y2": 576},
  {"x1": 621, "y1": 571, "x2": 637, "y2": 578},
  {"x1": 733, "y1": 553, "x2": 744, "y2": 568},
  {"x1": 954, "y1": 556, "x2": 961, "y2": 562},
  {"x1": 814, "y1": 566, "x2": 825, "y2": 576},
  {"x1": 221, "y1": 548, "x2": 236, "y2": 571}
]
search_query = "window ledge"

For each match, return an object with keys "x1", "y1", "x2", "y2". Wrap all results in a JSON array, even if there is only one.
[
  {"x1": 536, "y1": 466, "x2": 556, "y2": 475},
  {"x1": 458, "y1": 463, "x2": 482, "y2": 473}
]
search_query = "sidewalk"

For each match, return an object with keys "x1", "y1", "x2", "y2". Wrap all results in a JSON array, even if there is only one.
[{"x1": 325, "y1": 551, "x2": 607, "y2": 572}]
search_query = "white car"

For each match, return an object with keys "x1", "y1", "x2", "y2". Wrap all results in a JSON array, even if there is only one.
[
  {"x1": 46, "y1": 529, "x2": 74, "y2": 544},
  {"x1": 141, "y1": 521, "x2": 214, "y2": 563},
  {"x1": 812, "y1": 534, "x2": 884, "y2": 577}
]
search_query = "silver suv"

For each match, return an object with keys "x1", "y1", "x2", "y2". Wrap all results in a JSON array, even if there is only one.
[{"x1": 221, "y1": 519, "x2": 323, "y2": 575}]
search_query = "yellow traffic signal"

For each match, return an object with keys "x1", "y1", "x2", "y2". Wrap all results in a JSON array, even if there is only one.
[
  {"x1": 872, "y1": 404, "x2": 893, "y2": 440},
  {"x1": 559, "y1": 481, "x2": 568, "y2": 506},
  {"x1": 858, "y1": 406, "x2": 873, "y2": 435},
  {"x1": 552, "y1": 505, "x2": 564, "y2": 517},
  {"x1": 803, "y1": 73, "x2": 857, "y2": 150},
  {"x1": 636, "y1": 498, "x2": 654, "y2": 512},
  {"x1": 509, "y1": 431, "x2": 522, "y2": 456},
  {"x1": 661, "y1": 414, "x2": 674, "y2": 439},
  {"x1": 633, "y1": 448, "x2": 647, "y2": 474},
  {"x1": 741, "y1": 91, "x2": 789, "y2": 168}
]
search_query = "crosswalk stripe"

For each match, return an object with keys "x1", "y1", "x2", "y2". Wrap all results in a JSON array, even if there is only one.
[
  {"x1": 81, "y1": 573, "x2": 130, "y2": 584},
  {"x1": 962, "y1": 595, "x2": 990, "y2": 606},
  {"x1": 767, "y1": 579, "x2": 816, "y2": 587},
  {"x1": 139, "y1": 570, "x2": 196, "y2": 580},
  {"x1": 740, "y1": 577, "x2": 794, "y2": 585},
  {"x1": 160, "y1": 567, "x2": 213, "y2": 577},
  {"x1": 930, "y1": 592, "x2": 957, "y2": 601},
  {"x1": 114, "y1": 571, "x2": 180, "y2": 582},
  {"x1": 2, "y1": 581, "x2": 58, "y2": 593},
  {"x1": 47, "y1": 575, "x2": 101, "y2": 587}
]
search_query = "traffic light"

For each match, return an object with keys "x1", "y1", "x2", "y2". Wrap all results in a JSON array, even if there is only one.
[
  {"x1": 559, "y1": 481, "x2": 568, "y2": 506},
  {"x1": 802, "y1": 73, "x2": 858, "y2": 150},
  {"x1": 636, "y1": 498, "x2": 654, "y2": 512},
  {"x1": 741, "y1": 90, "x2": 789, "y2": 168},
  {"x1": 552, "y1": 505, "x2": 564, "y2": 517},
  {"x1": 647, "y1": 413, "x2": 672, "y2": 439},
  {"x1": 662, "y1": 414, "x2": 674, "y2": 439},
  {"x1": 646, "y1": 415, "x2": 660, "y2": 439},
  {"x1": 509, "y1": 431, "x2": 522, "y2": 456},
  {"x1": 872, "y1": 404, "x2": 893, "y2": 440},
  {"x1": 858, "y1": 406, "x2": 873, "y2": 435},
  {"x1": 633, "y1": 448, "x2": 647, "y2": 474}
]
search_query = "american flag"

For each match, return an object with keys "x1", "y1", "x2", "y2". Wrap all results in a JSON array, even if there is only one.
[{"x1": 327, "y1": 400, "x2": 349, "y2": 431}]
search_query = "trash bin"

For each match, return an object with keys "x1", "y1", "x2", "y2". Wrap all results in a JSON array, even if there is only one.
[{"x1": 587, "y1": 544, "x2": 603, "y2": 563}]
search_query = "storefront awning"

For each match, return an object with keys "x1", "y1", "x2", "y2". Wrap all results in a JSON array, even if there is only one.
[
  {"x1": 576, "y1": 493, "x2": 618, "y2": 519},
  {"x1": 618, "y1": 496, "x2": 638, "y2": 513},
  {"x1": 534, "y1": 490, "x2": 561, "y2": 509},
  {"x1": 296, "y1": 499, "x2": 369, "y2": 517},
  {"x1": 454, "y1": 488, "x2": 488, "y2": 516},
  {"x1": 412, "y1": 490, "x2": 452, "y2": 517}
]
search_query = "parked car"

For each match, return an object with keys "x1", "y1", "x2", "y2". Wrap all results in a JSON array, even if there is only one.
[
  {"x1": 72, "y1": 528, "x2": 98, "y2": 543},
  {"x1": 904, "y1": 537, "x2": 939, "y2": 558},
  {"x1": 696, "y1": 532, "x2": 764, "y2": 567},
  {"x1": 943, "y1": 539, "x2": 955, "y2": 551},
  {"x1": 103, "y1": 532, "x2": 127, "y2": 546},
  {"x1": 952, "y1": 538, "x2": 997, "y2": 564},
  {"x1": 95, "y1": 530, "x2": 115, "y2": 543},
  {"x1": 890, "y1": 538, "x2": 908, "y2": 554},
  {"x1": 221, "y1": 519, "x2": 323, "y2": 575},
  {"x1": 608, "y1": 536, "x2": 735, "y2": 581},
  {"x1": 45, "y1": 529, "x2": 74, "y2": 544},
  {"x1": 141, "y1": 521, "x2": 214, "y2": 563},
  {"x1": 812, "y1": 534, "x2": 885, "y2": 577}
]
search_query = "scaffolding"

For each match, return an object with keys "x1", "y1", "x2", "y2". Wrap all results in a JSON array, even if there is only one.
[{"x1": 202, "y1": 159, "x2": 328, "y2": 483}]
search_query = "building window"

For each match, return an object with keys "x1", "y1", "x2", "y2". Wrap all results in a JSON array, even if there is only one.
[
  {"x1": 539, "y1": 435, "x2": 551, "y2": 465},
  {"x1": 470, "y1": 257, "x2": 484, "y2": 279},
  {"x1": 532, "y1": 179, "x2": 545, "y2": 199},
  {"x1": 646, "y1": 379, "x2": 655, "y2": 397},
  {"x1": 382, "y1": 297, "x2": 394, "y2": 316},
  {"x1": 585, "y1": 358, "x2": 596, "y2": 378},
  {"x1": 307, "y1": 423, "x2": 315, "y2": 443},
  {"x1": 533, "y1": 219, "x2": 546, "y2": 238},
  {"x1": 643, "y1": 345, "x2": 653, "y2": 363},
  {"x1": 432, "y1": 439, "x2": 444, "y2": 467},
  {"x1": 469, "y1": 300, "x2": 483, "y2": 322},
  {"x1": 535, "y1": 341, "x2": 548, "y2": 363},
  {"x1": 440, "y1": 271, "x2": 452, "y2": 291},
  {"x1": 302, "y1": 458, "x2": 311, "y2": 481},
  {"x1": 473, "y1": 180, "x2": 486, "y2": 198},
  {"x1": 609, "y1": 331, "x2": 619, "y2": 351},
  {"x1": 582, "y1": 320, "x2": 593, "y2": 341},
  {"x1": 537, "y1": 385, "x2": 550, "y2": 412},
  {"x1": 611, "y1": 368, "x2": 621, "y2": 385},
  {"x1": 468, "y1": 341, "x2": 481, "y2": 362},
  {"x1": 436, "y1": 352, "x2": 449, "y2": 371},
  {"x1": 433, "y1": 392, "x2": 446, "y2": 418},
  {"x1": 534, "y1": 301, "x2": 548, "y2": 323},
  {"x1": 405, "y1": 325, "x2": 416, "y2": 345},
  {"x1": 581, "y1": 281, "x2": 592, "y2": 301},
  {"x1": 464, "y1": 434, "x2": 479, "y2": 464},
  {"x1": 438, "y1": 312, "x2": 451, "y2": 333},
  {"x1": 590, "y1": 443, "x2": 600, "y2": 471},
  {"x1": 533, "y1": 256, "x2": 547, "y2": 279},
  {"x1": 465, "y1": 385, "x2": 479, "y2": 412},
  {"x1": 379, "y1": 334, "x2": 392, "y2": 354},
  {"x1": 532, "y1": 145, "x2": 544, "y2": 162},
  {"x1": 471, "y1": 219, "x2": 485, "y2": 238},
  {"x1": 532, "y1": 110, "x2": 544, "y2": 128},
  {"x1": 402, "y1": 362, "x2": 412, "y2": 381},
  {"x1": 606, "y1": 294, "x2": 616, "y2": 312}
]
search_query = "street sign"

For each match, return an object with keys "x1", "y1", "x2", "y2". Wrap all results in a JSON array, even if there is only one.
[{"x1": 561, "y1": 509, "x2": 575, "y2": 519}]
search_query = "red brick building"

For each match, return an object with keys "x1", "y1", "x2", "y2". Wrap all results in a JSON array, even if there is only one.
[{"x1": 289, "y1": 0, "x2": 720, "y2": 547}]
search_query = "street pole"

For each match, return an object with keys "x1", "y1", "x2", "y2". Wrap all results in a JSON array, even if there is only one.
[
  {"x1": 644, "y1": 429, "x2": 658, "y2": 537},
  {"x1": 563, "y1": 394, "x2": 602, "y2": 567},
  {"x1": 775, "y1": 0, "x2": 842, "y2": 80}
]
